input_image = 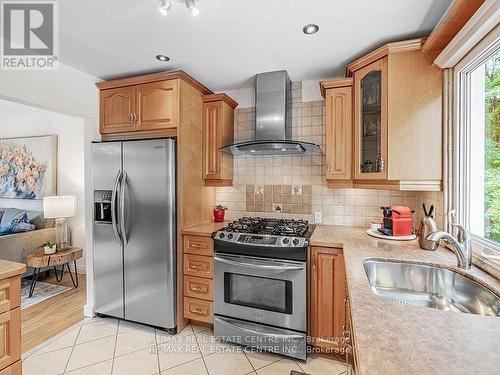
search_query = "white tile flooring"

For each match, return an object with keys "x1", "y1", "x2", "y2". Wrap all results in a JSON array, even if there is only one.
[{"x1": 22, "y1": 317, "x2": 347, "y2": 375}]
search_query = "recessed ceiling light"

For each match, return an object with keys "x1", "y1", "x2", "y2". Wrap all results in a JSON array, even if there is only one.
[
  {"x1": 156, "y1": 55, "x2": 170, "y2": 62},
  {"x1": 303, "y1": 24, "x2": 319, "y2": 35}
]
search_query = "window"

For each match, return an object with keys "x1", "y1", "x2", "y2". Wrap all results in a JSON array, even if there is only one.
[
  {"x1": 469, "y1": 49, "x2": 500, "y2": 244},
  {"x1": 456, "y1": 34, "x2": 500, "y2": 270}
]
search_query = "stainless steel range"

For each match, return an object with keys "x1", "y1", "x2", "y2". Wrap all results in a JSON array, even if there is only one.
[{"x1": 213, "y1": 217, "x2": 314, "y2": 360}]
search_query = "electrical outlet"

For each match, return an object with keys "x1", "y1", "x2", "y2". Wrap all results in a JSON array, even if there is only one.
[{"x1": 314, "y1": 211, "x2": 322, "y2": 224}]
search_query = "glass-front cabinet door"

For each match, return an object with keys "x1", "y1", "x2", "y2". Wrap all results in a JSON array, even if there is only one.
[{"x1": 354, "y1": 58, "x2": 388, "y2": 180}]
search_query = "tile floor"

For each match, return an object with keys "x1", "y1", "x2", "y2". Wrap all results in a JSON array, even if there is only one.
[{"x1": 22, "y1": 316, "x2": 347, "y2": 375}]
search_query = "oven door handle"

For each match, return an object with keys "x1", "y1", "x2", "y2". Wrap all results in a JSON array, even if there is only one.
[
  {"x1": 214, "y1": 256, "x2": 304, "y2": 271},
  {"x1": 215, "y1": 317, "x2": 305, "y2": 340}
]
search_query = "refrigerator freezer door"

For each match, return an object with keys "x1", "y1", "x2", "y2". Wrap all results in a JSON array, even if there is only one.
[
  {"x1": 122, "y1": 139, "x2": 176, "y2": 329},
  {"x1": 92, "y1": 142, "x2": 124, "y2": 318}
]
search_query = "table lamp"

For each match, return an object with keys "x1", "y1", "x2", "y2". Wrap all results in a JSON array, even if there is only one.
[{"x1": 43, "y1": 196, "x2": 76, "y2": 250}]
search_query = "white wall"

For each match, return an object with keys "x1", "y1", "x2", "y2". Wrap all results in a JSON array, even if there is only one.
[
  {"x1": 0, "y1": 62, "x2": 100, "y2": 317},
  {"x1": 0, "y1": 99, "x2": 85, "y2": 262}
]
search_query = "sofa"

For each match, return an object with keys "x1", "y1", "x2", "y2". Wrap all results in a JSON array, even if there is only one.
[{"x1": 0, "y1": 208, "x2": 55, "y2": 275}]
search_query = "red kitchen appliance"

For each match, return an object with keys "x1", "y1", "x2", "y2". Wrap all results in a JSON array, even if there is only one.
[{"x1": 378, "y1": 206, "x2": 413, "y2": 237}]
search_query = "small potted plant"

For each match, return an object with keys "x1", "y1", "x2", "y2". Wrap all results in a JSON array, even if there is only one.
[
  {"x1": 43, "y1": 241, "x2": 56, "y2": 255},
  {"x1": 213, "y1": 205, "x2": 228, "y2": 222}
]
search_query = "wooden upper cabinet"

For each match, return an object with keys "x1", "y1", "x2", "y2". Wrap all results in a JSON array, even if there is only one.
[
  {"x1": 309, "y1": 246, "x2": 346, "y2": 350},
  {"x1": 203, "y1": 101, "x2": 220, "y2": 179},
  {"x1": 136, "y1": 80, "x2": 179, "y2": 131},
  {"x1": 100, "y1": 86, "x2": 136, "y2": 134},
  {"x1": 353, "y1": 57, "x2": 388, "y2": 181},
  {"x1": 202, "y1": 94, "x2": 237, "y2": 187},
  {"x1": 321, "y1": 78, "x2": 353, "y2": 187},
  {"x1": 97, "y1": 70, "x2": 212, "y2": 141},
  {"x1": 332, "y1": 37, "x2": 443, "y2": 191}
]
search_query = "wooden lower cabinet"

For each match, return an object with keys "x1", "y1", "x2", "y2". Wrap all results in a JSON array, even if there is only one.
[
  {"x1": 182, "y1": 234, "x2": 215, "y2": 325},
  {"x1": 183, "y1": 235, "x2": 213, "y2": 257},
  {"x1": 0, "y1": 273, "x2": 22, "y2": 375},
  {"x1": 183, "y1": 254, "x2": 213, "y2": 279},
  {"x1": 0, "y1": 278, "x2": 20, "y2": 315},
  {"x1": 184, "y1": 276, "x2": 213, "y2": 301},
  {"x1": 0, "y1": 360, "x2": 21, "y2": 375},
  {"x1": 184, "y1": 297, "x2": 213, "y2": 323},
  {"x1": 0, "y1": 308, "x2": 20, "y2": 372},
  {"x1": 309, "y1": 246, "x2": 346, "y2": 351}
]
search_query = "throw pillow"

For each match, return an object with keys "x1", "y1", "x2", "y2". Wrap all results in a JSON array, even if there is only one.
[
  {"x1": 0, "y1": 213, "x2": 36, "y2": 236},
  {"x1": 0, "y1": 208, "x2": 41, "y2": 227}
]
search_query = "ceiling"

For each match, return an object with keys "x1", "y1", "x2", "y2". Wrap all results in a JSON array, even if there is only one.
[{"x1": 59, "y1": 0, "x2": 452, "y2": 91}]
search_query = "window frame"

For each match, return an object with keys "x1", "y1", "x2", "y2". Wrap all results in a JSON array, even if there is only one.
[{"x1": 454, "y1": 28, "x2": 500, "y2": 273}]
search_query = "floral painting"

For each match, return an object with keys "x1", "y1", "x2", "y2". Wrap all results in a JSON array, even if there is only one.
[{"x1": 0, "y1": 136, "x2": 57, "y2": 200}]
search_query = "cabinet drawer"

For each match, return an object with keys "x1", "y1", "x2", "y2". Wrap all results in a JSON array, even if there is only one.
[
  {"x1": 184, "y1": 297, "x2": 212, "y2": 323},
  {"x1": 184, "y1": 276, "x2": 213, "y2": 301},
  {"x1": 0, "y1": 360, "x2": 21, "y2": 375},
  {"x1": 0, "y1": 308, "x2": 20, "y2": 371},
  {"x1": 0, "y1": 279, "x2": 20, "y2": 314},
  {"x1": 183, "y1": 254, "x2": 213, "y2": 278},
  {"x1": 183, "y1": 235, "x2": 213, "y2": 256}
]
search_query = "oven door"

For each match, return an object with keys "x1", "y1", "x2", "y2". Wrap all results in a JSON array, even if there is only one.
[{"x1": 214, "y1": 253, "x2": 306, "y2": 332}]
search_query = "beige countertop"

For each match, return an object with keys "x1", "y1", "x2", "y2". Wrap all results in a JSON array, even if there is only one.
[
  {"x1": 310, "y1": 225, "x2": 500, "y2": 375},
  {"x1": 0, "y1": 259, "x2": 26, "y2": 280},
  {"x1": 181, "y1": 221, "x2": 228, "y2": 237}
]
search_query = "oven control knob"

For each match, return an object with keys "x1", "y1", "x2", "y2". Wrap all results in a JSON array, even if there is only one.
[
  {"x1": 218, "y1": 232, "x2": 225, "y2": 239},
  {"x1": 227, "y1": 233, "x2": 234, "y2": 240},
  {"x1": 282, "y1": 237, "x2": 290, "y2": 245},
  {"x1": 292, "y1": 238, "x2": 300, "y2": 246}
]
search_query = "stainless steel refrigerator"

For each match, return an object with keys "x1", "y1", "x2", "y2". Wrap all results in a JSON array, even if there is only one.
[{"x1": 92, "y1": 138, "x2": 176, "y2": 331}]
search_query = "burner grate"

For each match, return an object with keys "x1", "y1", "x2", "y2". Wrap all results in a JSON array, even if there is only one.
[{"x1": 225, "y1": 217, "x2": 310, "y2": 237}]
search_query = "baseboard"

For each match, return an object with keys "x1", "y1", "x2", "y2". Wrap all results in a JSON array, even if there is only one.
[{"x1": 84, "y1": 304, "x2": 95, "y2": 317}]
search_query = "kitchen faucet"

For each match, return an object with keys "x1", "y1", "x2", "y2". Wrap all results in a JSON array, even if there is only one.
[{"x1": 426, "y1": 224, "x2": 472, "y2": 269}]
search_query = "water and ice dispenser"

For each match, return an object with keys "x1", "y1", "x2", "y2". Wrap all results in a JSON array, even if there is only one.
[{"x1": 94, "y1": 190, "x2": 112, "y2": 223}]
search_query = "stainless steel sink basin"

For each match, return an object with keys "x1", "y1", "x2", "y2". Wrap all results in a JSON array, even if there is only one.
[{"x1": 363, "y1": 260, "x2": 500, "y2": 316}]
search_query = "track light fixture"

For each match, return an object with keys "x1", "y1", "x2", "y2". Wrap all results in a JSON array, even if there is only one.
[
  {"x1": 157, "y1": 0, "x2": 171, "y2": 16},
  {"x1": 157, "y1": 0, "x2": 203, "y2": 17}
]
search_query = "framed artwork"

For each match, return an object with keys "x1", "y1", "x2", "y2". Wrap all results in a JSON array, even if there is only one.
[{"x1": 0, "y1": 135, "x2": 57, "y2": 199}]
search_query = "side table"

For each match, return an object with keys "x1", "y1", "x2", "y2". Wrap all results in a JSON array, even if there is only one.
[{"x1": 26, "y1": 247, "x2": 83, "y2": 298}]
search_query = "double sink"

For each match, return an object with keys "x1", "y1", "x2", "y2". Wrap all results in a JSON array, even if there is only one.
[{"x1": 363, "y1": 260, "x2": 500, "y2": 316}]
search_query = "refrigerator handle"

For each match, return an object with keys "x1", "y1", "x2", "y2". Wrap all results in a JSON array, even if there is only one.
[
  {"x1": 120, "y1": 171, "x2": 128, "y2": 246},
  {"x1": 111, "y1": 170, "x2": 123, "y2": 245}
]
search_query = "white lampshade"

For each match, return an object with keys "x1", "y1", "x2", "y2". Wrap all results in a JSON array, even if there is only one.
[{"x1": 43, "y1": 196, "x2": 76, "y2": 219}]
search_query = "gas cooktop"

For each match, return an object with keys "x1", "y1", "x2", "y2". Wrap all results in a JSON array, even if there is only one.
[
  {"x1": 224, "y1": 217, "x2": 312, "y2": 237},
  {"x1": 213, "y1": 217, "x2": 315, "y2": 261}
]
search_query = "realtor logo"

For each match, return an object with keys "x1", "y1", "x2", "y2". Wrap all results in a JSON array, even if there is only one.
[{"x1": 1, "y1": 1, "x2": 59, "y2": 70}]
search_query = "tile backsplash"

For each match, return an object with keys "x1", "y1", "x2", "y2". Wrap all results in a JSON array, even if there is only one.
[
  {"x1": 246, "y1": 184, "x2": 312, "y2": 214},
  {"x1": 216, "y1": 82, "x2": 444, "y2": 229}
]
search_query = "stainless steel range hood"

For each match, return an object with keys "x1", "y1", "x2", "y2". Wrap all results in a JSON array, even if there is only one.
[{"x1": 220, "y1": 70, "x2": 322, "y2": 156}]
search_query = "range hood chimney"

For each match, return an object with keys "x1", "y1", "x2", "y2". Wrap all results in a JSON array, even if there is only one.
[{"x1": 220, "y1": 70, "x2": 322, "y2": 156}]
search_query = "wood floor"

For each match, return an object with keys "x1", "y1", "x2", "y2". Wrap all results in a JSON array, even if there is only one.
[{"x1": 21, "y1": 272, "x2": 86, "y2": 353}]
